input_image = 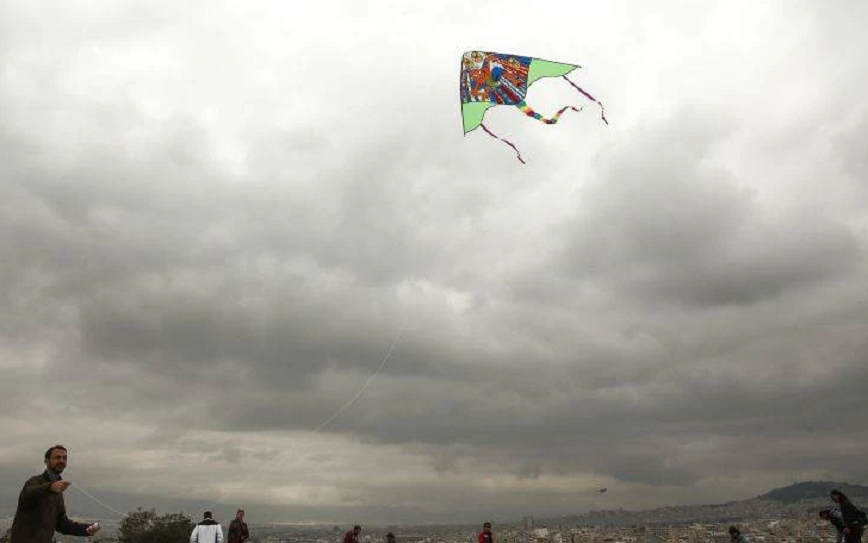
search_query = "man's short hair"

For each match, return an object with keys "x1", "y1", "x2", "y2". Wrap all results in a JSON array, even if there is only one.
[
  {"x1": 204, "y1": 511, "x2": 213, "y2": 519},
  {"x1": 44, "y1": 445, "x2": 67, "y2": 461}
]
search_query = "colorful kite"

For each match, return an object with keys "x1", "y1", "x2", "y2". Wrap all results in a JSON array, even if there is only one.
[{"x1": 460, "y1": 51, "x2": 607, "y2": 163}]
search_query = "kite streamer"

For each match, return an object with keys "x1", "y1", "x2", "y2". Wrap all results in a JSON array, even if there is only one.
[
  {"x1": 481, "y1": 123, "x2": 525, "y2": 164},
  {"x1": 563, "y1": 74, "x2": 608, "y2": 125},
  {"x1": 516, "y1": 101, "x2": 582, "y2": 125}
]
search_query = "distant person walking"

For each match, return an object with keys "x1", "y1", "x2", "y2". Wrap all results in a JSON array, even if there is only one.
[
  {"x1": 728, "y1": 526, "x2": 747, "y2": 543},
  {"x1": 190, "y1": 511, "x2": 224, "y2": 543},
  {"x1": 386, "y1": 532, "x2": 397, "y2": 543},
  {"x1": 228, "y1": 508, "x2": 249, "y2": 543},
  {"x1": 479, "y1": 522, "x2": 494, "y2": 543},
  {"x1": 343, "y1": 525, "x2": 361, "y2": 543},
  {"x1": 831, "y1": 489, "x2": 867, "y2": 543},
  {"x1": 8, "y1": 445, "x2": 101, "y2": 543},
  {"x1": 820, "y1": 506, "x2": 846, "y2": 543}
]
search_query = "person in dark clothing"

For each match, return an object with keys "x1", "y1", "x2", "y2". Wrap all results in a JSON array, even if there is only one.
[
  {"x1": 343, "y1": 525, "x2": 361, "y2": 543},
  {"x1": 386, "y1": 532, "x2": 397, "y2": 543},
  {"x1": 228, "y1": 508, "x2": 249, "y2": 543},
  {"x1": 8, "y1": 445, "x2": 100, "y2": 543},
  {"x1": 728, "y1": 526, "x2": 747, "y2": 543},
  {"x1": 479, "y1": 522, "x2": 494, "y2": 543},
  {"x1": 821, "y1": 507, "x2": 846, "y2": 543},
  {"x1": 831, "y1": 489, "x2": 866, "y2": 543}
]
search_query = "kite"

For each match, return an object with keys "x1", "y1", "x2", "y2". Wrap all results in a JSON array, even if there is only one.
[
  {"x1": 459, "y1": 51, "x2": 607, "y2": 163},
  {"x1": 599, "y1": 487, "x2": 608, "y2": 493}
]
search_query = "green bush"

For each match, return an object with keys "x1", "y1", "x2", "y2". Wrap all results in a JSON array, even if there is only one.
[{"x1": 118, "y1": 508, "x2": 195, "y2": 543}]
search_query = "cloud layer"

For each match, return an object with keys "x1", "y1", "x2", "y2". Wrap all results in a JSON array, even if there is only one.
[{"x1": 2, "y1": 0, "x2": 867, "y2": 526}]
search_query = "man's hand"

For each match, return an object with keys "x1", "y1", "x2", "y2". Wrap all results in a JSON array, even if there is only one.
[
  {"x1": 86, "y1": 523, "x2": 101, "y2": 535},
  {"x1": 49, "y1": 481, "x2": 71, "y2": 493}
]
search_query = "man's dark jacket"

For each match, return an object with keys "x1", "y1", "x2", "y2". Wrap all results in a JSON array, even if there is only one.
[{"x1": 8, "y1": 471, "x2": 90, "y2": 543}]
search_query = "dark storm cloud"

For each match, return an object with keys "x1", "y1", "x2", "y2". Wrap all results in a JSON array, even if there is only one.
[{"x1": 558, "y1": 110, "x2": 863, "y2": 309}]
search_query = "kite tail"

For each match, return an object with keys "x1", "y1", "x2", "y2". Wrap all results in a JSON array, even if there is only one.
[
  {"x1": 516, "y1": 100, "x2": 582, "y2": 125},
  {"x1": 563, "y1": 75, "x2": 608, "y2": 125},
  {"x1": 480, "y1": 123, "x2": 525, "y2": 164}
]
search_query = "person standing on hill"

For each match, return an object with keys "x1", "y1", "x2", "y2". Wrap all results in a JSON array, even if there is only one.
[
  {"x1": 8, "y1": 445, "x2": 101, "y2": 543},
  {"x1": 190, "y1": 511, "x2": 224, "y2": 543},
  {"x1": 343, "y1": 524, "x2": 361, "y2": 543},
  {"x1": 831, "y1": 489, "x2": 867, "y2": 543},
  {"x1": 228, "y1": 508, "x2": 249, "y2": 543},
  {"x1": 479, "y1": 522, "x2": 494, "y2": 543},
  {"x1": 728, "y1": 526, "x2": 747, "y2": 543},
  {"x1": 821, "y1": 507, "x2": 846, "y2": 543}
]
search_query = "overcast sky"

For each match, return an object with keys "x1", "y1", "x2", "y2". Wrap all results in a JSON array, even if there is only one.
[{"x1": 2, "y1": 0, "x2": 868, "y2": 528}]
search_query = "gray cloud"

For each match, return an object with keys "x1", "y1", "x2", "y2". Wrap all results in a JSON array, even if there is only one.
[{"x1": 558, "y1": 109, "x2": 862, "y2": 309}]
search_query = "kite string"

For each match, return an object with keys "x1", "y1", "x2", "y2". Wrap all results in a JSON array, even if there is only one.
[
  {"x1": 313, "y1": 321, "x2": 404, "y2": 433},
  {"x1": 202, "y1": 320, "x2": 406, "y2": 511},
  {"x1": 562, "y1": 75, "x2": 608, "y2": 125},
  {"x1": 72, "y1": 484, "x2": 127, "y2": 518},
  {"x1": 480, "y1": 123, "x2": 525, "y2": 164},
  {"x1": 70, "y1": 321, "x2": 406, "y2": 521}
]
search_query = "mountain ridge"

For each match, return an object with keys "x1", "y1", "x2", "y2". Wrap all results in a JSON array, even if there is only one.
[{"x1": 533, "y1": 481, "x2": 868, "y2": 527}]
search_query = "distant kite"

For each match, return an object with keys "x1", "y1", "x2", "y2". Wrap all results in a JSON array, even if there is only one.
[
  {"x1": 459, "y1": 50, "x2": 607, "y2": 163},
  {"x1": 599, "y1": 488, "x2": 608, "y2": 493}
]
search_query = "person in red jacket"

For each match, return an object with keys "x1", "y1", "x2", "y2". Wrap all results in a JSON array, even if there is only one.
[
  {"x1": 478, "y1": 522, "x2": 494, "y2": 543},
  {"x1": 343, "y1": 525, "x2": 361, "y2": 543},
  {"x1": 228, "y1": 508, "x2": 249, "y2": 543}
]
